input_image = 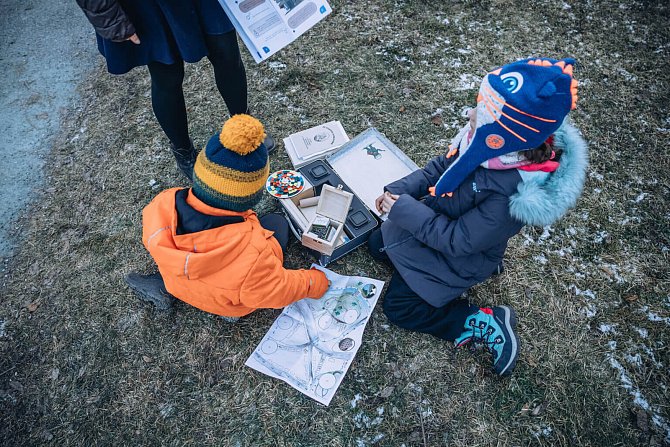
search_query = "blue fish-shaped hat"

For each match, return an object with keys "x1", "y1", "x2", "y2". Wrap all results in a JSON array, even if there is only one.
[{"x1": 434, "y1": 58, "x2": 578, "y2": 196}]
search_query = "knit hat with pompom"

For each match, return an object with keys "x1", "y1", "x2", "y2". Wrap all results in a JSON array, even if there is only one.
[{"x1": 192, "y1": 114, "x2": 269, "y2": 211}]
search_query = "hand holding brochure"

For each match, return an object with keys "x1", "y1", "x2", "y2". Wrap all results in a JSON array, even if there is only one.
[{"x1": 218, "y1": 0, "x2": 332, "y2": 63}]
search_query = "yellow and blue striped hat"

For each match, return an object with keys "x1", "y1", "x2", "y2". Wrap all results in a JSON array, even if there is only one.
[{"x1": 192, "y1": 114, "x2": 269, "y2": 211}]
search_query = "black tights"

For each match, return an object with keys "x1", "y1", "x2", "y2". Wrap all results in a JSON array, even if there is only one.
[{"x1": 147, "y1": 31, "x2": 247, "y2": 149}]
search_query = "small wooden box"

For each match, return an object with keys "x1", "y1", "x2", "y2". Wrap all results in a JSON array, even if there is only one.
[{"x1": 301, "y1": 184, "x2": 353, "y2": 256}]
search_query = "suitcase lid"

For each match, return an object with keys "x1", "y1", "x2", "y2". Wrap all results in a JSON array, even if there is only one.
[
  {"x1": 326, "y1": 128, "x2": 419, "y2": 218},
  {"x1": 316, "y1": 184, "x2": 354, "y2": 222}
]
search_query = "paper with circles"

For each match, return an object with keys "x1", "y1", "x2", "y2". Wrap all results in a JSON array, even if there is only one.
[{"x1": 245, "y1": 265, "x2": 384, "y2": 405}]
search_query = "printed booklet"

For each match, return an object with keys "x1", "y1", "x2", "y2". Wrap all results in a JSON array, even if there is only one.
[
  {"x1": 218, "y1": 0, "x2": 332, "y2": 63},
  {"x1": 284, "y1": 120, "x2": 349, "y2": 168}
]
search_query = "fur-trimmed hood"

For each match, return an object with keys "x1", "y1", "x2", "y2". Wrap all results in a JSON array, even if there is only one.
[{"x1": 509, "y1": 121, "x2": 588, "y2": 226}]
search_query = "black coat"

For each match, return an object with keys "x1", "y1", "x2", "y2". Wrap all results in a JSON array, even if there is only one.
[{"x1": 76, "y1": 0, "x2": 135, "y2": 42}]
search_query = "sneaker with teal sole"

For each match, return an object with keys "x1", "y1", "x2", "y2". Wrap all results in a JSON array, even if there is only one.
[{"x1": 455, "y1": 306, "x2": 520, "y2": 376}]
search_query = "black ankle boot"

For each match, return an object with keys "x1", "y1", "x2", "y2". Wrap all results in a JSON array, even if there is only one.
[
  {"x1": 171, "y1": 141, "x2": 197, "y2": 181},
  {"x1": 263, "y1": 134, "x2": 276, "y2": 153},
  {"x1": 125, "y1": 272, "x2": 175, "y2": 310}
]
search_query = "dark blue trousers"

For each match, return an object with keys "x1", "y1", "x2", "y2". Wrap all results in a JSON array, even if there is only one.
[{"x1": 368, "y1": 229, "x2": 476, "y2": 342}]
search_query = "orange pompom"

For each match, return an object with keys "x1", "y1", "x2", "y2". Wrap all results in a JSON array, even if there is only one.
[{"x1": 219, "y1": 114, "x2": 266, "y2": 155}]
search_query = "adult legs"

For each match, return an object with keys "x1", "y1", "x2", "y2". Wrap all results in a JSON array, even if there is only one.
[
  {"x1": 147, "y1": 60, "x2": 191, "y2": 149},
  {"x1": 204, "y1": 31, "x2": 248, "y2": 115}
]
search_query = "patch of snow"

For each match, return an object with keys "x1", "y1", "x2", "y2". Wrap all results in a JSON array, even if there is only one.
[
  {"x1": 0, "y1": 319, "x2": 6, "y2": 337},
  {"x1": 419, "y1": 400, "x2": 433, "y2": 418},
  {"x1": 532, "y1": 424, "x2": 553, "y2": 439},
  {"x1": 616, "y1": 67, "x2": 637, "y2": 82},
  {"x1": 634, "y1": 327, "x2": 648, "y2": 338},
  {"x1": 598, "y1": 324, "x2": 616, "y2": 334},
  {"x1": 640, "y1": 306, "x2": 670, "y2": 325},
  {"x1": 589, "y1": 171, "x2": 604, "y2": 181},
  {"x1": 539, "y1": 226, "x2": 552, "y2": 242},
  {"x1": 593, "y1": 231, "x2": 609, "y2": 244},
  {"x1": 351, "y1": 393, "x2": 363, "y2": 408},
  {"x1": 582, "y1": 305, "x2": 597, "y2": 318},
  {"x1": 608, "y1": 356, "x2": 670, "y2": 442},
  {"x1": 633, "y1": 192, "x2": 647, "y2": 203},
  {"x1": 268, "y1": 61, "x2": 286, "y2": 70},
  {"x1": 533, "y1": 254, "x2": 548, "y2": 265},
  {"x1": 454, "y1": 74, "x2": 480, "y2": 91},
  {"x1": 639, "y1": 344, "x2": 663, "y2": 368},
  {"x1": 443, "y1": 59, "x2": 463, "y2": 68},
  {"x1": 608, "y1": 340, "x2": 617, "y2": 350},
  {"x1": 625, "y1": 353, "x2": 642, "y2": 367},
  {"x1": 573, "y1": 286, "x2": 597, "y2": 300},
  {"x1": 353, "y1": 410, "x2": 383, "y2": 429}
]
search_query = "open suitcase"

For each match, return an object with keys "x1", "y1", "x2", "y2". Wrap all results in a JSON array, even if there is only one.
[{"x1": 278, "y1": 128, "x2": 419, "y2": 266}]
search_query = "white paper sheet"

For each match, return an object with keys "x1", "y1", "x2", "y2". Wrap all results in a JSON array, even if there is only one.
[
  {"x1": 245, "y1": 265, "x2": 384, "y2": 405},
  {"x1": 219, "y1": 0, "x2": 332, "y2": 63}
]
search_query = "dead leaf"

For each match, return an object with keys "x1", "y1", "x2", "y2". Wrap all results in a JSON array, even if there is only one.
[
  {"x1": 532, "y1": 401, "x2": 547, "y2": 417},
  {"x1": 520, "y1": 402, "x2": 532, "y2": 416},
  {"x1": 26, "y1": 302, "x2": 40, "y2": 312},
  {"x1": 635, "y1": 408, "x2": 649, "y2": 433},
  {"x1": 625, "y1": 294, "x2": 638, "y2": 303},
  {"x1": 142, "y1": 355, "x2": 153, "y2": 363},
  {"x1": 399, "y1": 105, "x2": 406, "y2": 113},
  {"x1": 430, "y1": 115, "x2": 443, "y2": 126},
  {"x1": 220, "y1": 358, "x2": 234, "y2": 369},
  {"x1": 380, "y1": 386, "x2": 395, "y2": 398}
]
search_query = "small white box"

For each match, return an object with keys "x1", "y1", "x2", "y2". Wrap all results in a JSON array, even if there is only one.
[{"x1": 301, "y1": 184, "x2": 353, "y2": 255}]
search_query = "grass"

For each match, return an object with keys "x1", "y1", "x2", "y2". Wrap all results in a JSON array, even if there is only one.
[{"x1": 1, "y1": 0, "x2": 669, "y2": 445}]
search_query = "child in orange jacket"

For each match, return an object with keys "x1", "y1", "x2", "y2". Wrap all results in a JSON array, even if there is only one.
[{"x1": 126, "y1": 115, "x2": 329, "y2": 317}]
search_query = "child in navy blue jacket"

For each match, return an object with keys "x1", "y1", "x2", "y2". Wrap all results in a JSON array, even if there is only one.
[{"x1": 369, "y1": 58, "x2": 588, "y2": 376}]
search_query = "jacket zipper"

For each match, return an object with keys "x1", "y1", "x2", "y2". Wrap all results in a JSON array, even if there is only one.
[{"x1": 379, "y1": 236, "x2": 413, "y2": 253}]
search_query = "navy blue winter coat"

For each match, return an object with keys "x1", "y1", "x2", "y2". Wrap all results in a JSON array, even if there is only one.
[
  {"x1": 381, "y1": 123, "x2": 588, "y2": 307},
  {"x1": 77, "y1": 0, "x2": 234, "y2": 74}
]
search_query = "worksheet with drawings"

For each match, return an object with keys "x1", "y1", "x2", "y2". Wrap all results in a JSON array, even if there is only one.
[{"x1": 245, "y1": 265, "x2": 384, "y2": 405}]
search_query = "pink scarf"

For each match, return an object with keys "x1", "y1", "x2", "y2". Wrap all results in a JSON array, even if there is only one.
[{"x1": 479, "y1": 135, "x2": 559, "y2": 173}]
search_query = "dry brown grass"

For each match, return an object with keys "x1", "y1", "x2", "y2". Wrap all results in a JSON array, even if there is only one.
[{"x1": 1, "y1": 0, "x2": 669, "y2": 445}]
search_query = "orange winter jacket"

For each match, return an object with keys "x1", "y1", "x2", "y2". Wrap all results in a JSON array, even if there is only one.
[{"x1": 142, "y1": 187, "x2": 329, "y2": 317}]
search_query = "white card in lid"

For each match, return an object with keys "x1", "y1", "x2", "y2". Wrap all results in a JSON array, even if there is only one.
[{"x1": 326, "y1": 128, "x2": 420, "y2": 220}]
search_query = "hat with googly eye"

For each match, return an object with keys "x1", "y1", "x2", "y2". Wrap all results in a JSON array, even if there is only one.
[{"x1": 434, "y1": 57, "x2": 578, "y2": 196}]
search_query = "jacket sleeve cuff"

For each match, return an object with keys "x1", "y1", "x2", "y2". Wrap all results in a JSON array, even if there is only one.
[
  {"x1": 387, "y1": 194, "x2": 438, "y2": 234},
  {"x1": 307, "y1": 269, "x2": 329, "y2": 298}
]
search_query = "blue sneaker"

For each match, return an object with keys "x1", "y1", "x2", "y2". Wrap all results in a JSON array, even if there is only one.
[{"x1": 455, "y1": 306, "x2": 520, "y2": 376}]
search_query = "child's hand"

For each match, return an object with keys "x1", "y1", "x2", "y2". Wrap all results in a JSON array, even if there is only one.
[
  {"x1": 380, "y1": 192, "x2": 399, "y2": 214},
  {"x1": 375, "y1": 193, "x2": 386, "y2": 213}
]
